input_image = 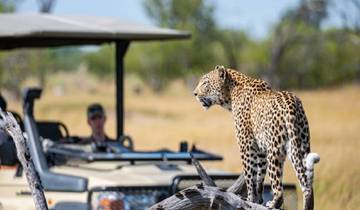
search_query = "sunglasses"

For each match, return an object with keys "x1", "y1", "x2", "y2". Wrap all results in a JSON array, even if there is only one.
[{"x1": 89, "y1": 115, "x2": 104, "y2": 120}]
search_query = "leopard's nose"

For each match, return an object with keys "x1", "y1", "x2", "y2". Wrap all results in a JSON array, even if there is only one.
[{"x1": 193, "y1": 92, "x2": 198, "y2": 96}]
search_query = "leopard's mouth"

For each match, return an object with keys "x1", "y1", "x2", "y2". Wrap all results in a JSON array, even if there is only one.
[{"x1": 199, "y1": 97, "x2": 212, "y2": 109}]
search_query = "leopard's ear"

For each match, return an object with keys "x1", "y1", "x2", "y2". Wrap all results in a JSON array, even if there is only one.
[{"x1": 215, "y1": 65, "x2": 227, "y2": 81}]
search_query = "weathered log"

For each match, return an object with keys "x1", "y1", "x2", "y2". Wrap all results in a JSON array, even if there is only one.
[
  {"x1": 149, "y1": 184, "x2": 270, "y2": 210},
  {"x1": 0, "y1": 110, "x2": 48, "y2": 210},
  {"x1": 149, "y1": 155, "x2": 276, "y2": 210}
]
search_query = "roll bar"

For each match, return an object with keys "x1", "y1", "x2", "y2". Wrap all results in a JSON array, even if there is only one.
[{"x1": 22, "y1": 87, "x2": 88, "y2": 192}]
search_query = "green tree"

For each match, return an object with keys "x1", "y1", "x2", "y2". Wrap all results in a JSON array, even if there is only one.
[
  {"x1": 0, "y1": 0, "x2": 17, "y2": 12},
  {"x1": 0, "y1": 0, "x2": 23, "y2": 96},
  {"x1": 0, "y1": 50, "x2": 30, "y2": 98},
  {"x1": 81, "y1": 0, "x2": 360, "y2": 91},
  {"x1": 0, "y1": 0, "x2": 83, "y2": 96},
  {"x1": 83, "y1": 45, "x2": 115, "y2": 78},
  {"x1": 273, "y1": 0, "x2": 360, "y2": 89},
  {"x1": 217, "y1": 30, "x2": 248, "y2": 70},
  {"x1": 139, "y1": 0, "x2": 222, "y2": 90},
  {"x1": 264, "y1": 0, "x2": 329, "y2": 88}
]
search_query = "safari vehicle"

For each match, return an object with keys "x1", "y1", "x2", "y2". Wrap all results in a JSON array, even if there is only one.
[{"x1": 0, "y1": 14, "x2": 298, "y2": 210}]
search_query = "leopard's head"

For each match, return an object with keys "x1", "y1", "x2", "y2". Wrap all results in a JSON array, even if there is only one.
[{"x1": 193, "y1": 65, "x2": 231, "y2": 110}]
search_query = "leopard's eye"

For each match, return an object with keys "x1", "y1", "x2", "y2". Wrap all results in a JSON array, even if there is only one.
[
  {"x1": 200, "y1": 81, "x2": 207, "y2": 88},
  {"x1": 201, "y1": 78, "x2": 210, "y2": 86},
  {"x1": 200, "y1": 80, "x2": 210, "y2": 91}
]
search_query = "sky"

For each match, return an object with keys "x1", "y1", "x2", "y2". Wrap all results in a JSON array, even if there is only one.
[{"x1": 17, "y1": 0, "x2": 349, "y2": 40}]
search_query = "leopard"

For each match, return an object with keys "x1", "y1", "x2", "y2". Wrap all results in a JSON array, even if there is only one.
[{"x1": 193, "y1": 65, "x2": 320, "y2": 210}]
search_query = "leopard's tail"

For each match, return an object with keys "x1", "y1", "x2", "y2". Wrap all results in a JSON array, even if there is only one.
[
  {"x1": 301, "y1": 153, "x2": 319, "y2": 210},
  {"x1": 291, "y1": 95, "x2": 320, "y2": 189},
  {"x1": 304, "y1": 153, "x2": 320, "y2": 186}
]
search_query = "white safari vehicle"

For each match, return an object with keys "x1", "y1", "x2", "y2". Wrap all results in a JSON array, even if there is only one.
[{"x1": 0, "y1": 14, "x2": 297, "y2": 210}]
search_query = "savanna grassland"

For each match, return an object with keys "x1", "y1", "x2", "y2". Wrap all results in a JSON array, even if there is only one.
[{"x1": 6, "y1": 71, "x2": 360, "y2": 210}]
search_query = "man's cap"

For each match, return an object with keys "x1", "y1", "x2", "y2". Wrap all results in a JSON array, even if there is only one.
[
  {"x1": 0, "y1": 94, "x2": 7, "y2": 111},
  {"x1": 87, "y1": 103, "x2": 105, "y2": 119}
]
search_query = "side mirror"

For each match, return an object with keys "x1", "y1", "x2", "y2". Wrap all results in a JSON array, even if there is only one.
[{"x1": 22, "y1": 87, "x2": 42, "y2": 117}]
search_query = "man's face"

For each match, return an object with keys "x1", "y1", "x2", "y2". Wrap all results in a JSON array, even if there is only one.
[{"x1": 88, "y1": 115, "x2": 106, "y2": 135}]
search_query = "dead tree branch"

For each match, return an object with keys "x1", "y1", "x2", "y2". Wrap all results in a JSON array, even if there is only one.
[
  {"x1": 190, "y1": 153, "x2": 216, "y2": 187},
  {"x1": 226, "y1": 173, "x2": 246, "y2": 195},
  {"x1": 0, "y1": 110, "x2": 48, "y2": 210},
  {"x1": 149, "y1": 155, "x2": 275, "y2": 210}
]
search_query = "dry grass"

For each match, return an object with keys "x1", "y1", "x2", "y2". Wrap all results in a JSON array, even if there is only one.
[{"x1": 6, "y1": 72, "x2": 360, "y2": 210}]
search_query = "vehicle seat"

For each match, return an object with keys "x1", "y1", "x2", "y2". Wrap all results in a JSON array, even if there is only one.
[
  {"x1": 0, "y1": 135, "x2": 17, "y2": 166},
  {"x1": 36, "y1": 121, "x2": 69, "y2": 142},
  {"x1": 0, "y1": 110, "x2": 22, "y2": 166}
]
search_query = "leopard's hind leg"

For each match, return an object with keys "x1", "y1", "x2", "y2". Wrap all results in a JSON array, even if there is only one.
[
  {"x1": 255, "y1": 151, "x2": 267, "y2": 204},
  {"x1": 265, "y1": 137, "x2": 287, "y2": 209}
]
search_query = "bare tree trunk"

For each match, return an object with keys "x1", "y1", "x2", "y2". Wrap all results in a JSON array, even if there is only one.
[
  {"x1": 0, "y1": 110, "x2": 48, "y2": 210},
  {"x1": 37, "y1": 0, "x2": 56, "y2": 13},
  {"x1": 262, "y1": 25, "x2": 289, "y2": 88},
  {"x1": 265, "y1": 44, "x2": 284, "y2": 88},
  {"x1": 218, "y1": 32, "x2": 241, "y2": 70},
  {"x1": 149, "y1": 155, "x2": 276, "y2": 210}
]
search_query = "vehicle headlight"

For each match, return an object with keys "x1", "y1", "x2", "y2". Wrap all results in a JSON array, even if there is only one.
[
  {"x1": 93, "y1": 191, "x2": 125, "y2": 210},
  {"x1": 92, "y1": 190, "x2": 165, "y2": 210}
]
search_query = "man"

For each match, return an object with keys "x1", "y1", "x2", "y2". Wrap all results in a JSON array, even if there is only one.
[{"x1": 82, "y1": 103, "x2": 114, "y2": 152}]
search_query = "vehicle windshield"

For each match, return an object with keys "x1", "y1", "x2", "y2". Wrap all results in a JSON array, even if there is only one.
[{"x1": 46, "y1": 140, "x2": 222, "y2": 163}]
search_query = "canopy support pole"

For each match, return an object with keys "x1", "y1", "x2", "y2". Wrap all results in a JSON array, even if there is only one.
[{"x1": 115, "y1": 41, "x2": 130, "y2": 139}]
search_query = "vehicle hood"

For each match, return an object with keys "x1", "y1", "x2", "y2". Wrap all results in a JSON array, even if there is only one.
[{"x1": 51, "y1": 161, "x2": 228, "y2": 188}]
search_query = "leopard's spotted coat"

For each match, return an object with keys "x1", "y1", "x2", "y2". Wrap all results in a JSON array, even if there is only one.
[{"x1": 193, "y1": 65, "x2": 320, "y2": 210}]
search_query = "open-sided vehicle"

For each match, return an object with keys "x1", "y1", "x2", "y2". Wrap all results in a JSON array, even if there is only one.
[{"x1": 0, "y1": 14, "x2": 298, "y2": 210}]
